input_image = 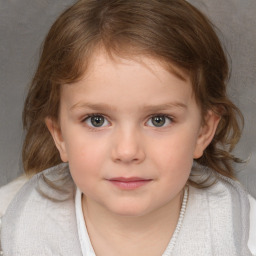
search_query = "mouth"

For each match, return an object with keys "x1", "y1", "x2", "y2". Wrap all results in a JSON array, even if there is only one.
[{"x1": 107, "y1": 177, "x2": 152, "y2": 190}]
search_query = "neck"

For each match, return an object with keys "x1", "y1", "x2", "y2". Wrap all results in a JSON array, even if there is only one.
[{"x1": 82, "y1": 191, "x2": 184, "y2": 256}]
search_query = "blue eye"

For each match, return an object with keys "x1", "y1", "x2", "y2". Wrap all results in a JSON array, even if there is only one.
[
  {"x1": 146, "y1": 115, "x2": 172, "y2": 127},
  {"x1": 85, "y1": 115, "x2": 109, "y2": 127}
]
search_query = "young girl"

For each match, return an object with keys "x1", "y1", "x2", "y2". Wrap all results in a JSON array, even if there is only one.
[{"x1": 0, "y1": 0, "x2": 255, "y2": 255}]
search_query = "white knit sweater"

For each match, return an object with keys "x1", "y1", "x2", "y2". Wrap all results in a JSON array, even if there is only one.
[{"x1": 0, "y1": 164, "x2": 256, "y2": 255}]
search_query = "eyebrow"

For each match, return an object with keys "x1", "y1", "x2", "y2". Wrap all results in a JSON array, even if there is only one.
[
  {"x1": 70, "y1": 102, "x2": 118, "y2": 111},
  {"x1": 70, "y1": 102, "x2": 187, "y2": 112},
  {"x1": 141, "y1": 102, "x2": 187, "y2": 112}
]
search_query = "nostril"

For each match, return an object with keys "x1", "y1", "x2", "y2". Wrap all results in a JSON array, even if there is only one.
[
  {"x1": 111, "y1": 130, "x2": 146, "y2": 164},
  {"x1": 112, "y1": 147, "x2": 145, "y2": 164}
]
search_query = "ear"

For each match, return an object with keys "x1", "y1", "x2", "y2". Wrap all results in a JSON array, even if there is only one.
[
  {"x1": 45, "y1": 117, "x2": 68, "y2": 162},
  {"x1": 193, "y1": 110, "x2": 220, "y2": 159}
]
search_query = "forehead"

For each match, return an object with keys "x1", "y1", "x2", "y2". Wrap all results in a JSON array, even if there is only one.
[
  {"x1": 60, "y1": 50, "x2": 195, "y2": 111},
  {"x1": 87, "y1": 47, "x2": 190, "y2": 82}
]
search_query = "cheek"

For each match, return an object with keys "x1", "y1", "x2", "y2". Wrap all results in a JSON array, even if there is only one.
[
  {"x1": 64, "y1": 135, "x2": 108, "y2": 182},
  {"x1": 150, "y1": 132, "x2": 197, "y2": 163},
  {"x1": 65, "y1": 130, "x2": 107, "y2": 161},
  {"x1": 148, "y1": 130, "x2": 198, "y2": 180}
]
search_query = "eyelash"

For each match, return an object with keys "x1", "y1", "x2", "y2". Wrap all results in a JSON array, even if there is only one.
[
  {"x1": 81, "y1": 113, "x2": 175, "y2": 129},
  {"x1": 82, "y1": 113, "x2": 111, "y2": 128},
  {"x1": 146, "y1": 114, "x2": 174, "y2": 127}
]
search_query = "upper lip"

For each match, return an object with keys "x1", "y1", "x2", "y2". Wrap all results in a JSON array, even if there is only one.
[{"x1": 108, "y1": 177, "x2": 152, "y2": 182}]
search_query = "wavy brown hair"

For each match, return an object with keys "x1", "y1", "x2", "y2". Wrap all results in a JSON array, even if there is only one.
[{"x1": 23, "y1": 0, "x2": 243, "y2": 185}]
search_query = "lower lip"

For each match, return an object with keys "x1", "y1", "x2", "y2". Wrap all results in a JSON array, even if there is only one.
[{"x1": 108, "y1": 180, "x2": 152, "y2": 190}]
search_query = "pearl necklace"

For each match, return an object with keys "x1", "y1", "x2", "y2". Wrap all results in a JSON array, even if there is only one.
[
  {"x1": 162, "y1": 186, "x2": 189, "y2": 256},
  {"x1": 0, "y1": 188, "x2": 189, "y2": 256}
]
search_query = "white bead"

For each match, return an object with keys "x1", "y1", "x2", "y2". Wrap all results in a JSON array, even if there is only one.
[{"x1": 163, "y1": 186, "x2": 189, "y2": 256}]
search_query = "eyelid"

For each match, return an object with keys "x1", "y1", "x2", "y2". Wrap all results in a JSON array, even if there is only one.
[
  {"x1": 82, "y1": 113, "x2": 111, "y2": 128},
  {"x1": 80, "y1": 113, "x2": 174, "y2": 129},
  {"x1": 147, "y1": 113, "x2": 174, "y2": 121},
  {"x1": 145, "y1": 114, "x2": 174, "y2": 127},
  {"x1": 82, "y1": 113, "x2": 109, "y2": 122}
]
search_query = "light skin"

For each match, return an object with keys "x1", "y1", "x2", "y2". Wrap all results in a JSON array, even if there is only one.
[{"x1": 46, "y1": 50, "x2": 220, "y2": 256}]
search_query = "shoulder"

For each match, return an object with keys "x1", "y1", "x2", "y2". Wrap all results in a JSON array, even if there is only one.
[
  {"x1": 0, "y1": 175, "x2": 29, "y2": 217},
  {"x1": 212, "y1": 172, "x2": 256, "y2": 255},
  {"x1": 1, "y1": 163, "x2": 82, "y2": 255},
  {"x1": 248, "y1": 194, "x2": 256, "y2": 255},
  {"x1": 0, "y1": 163, "x2": 73, "y2": 217},
  {"x1": 204, "y1": 169, "x2": 253, "y2": 227},
  {"x1": 189, "y1": 164, "x2": 255, "y2": 255},
  {"x1": 191, "y1": 164, "x2": 251, "y2": 206},
  {"x1": 215, "y1": 175, "x2": 256, "y2": 255},
  {"x1": 1, "y1": 163, "x2": 74, "y2": 217}
]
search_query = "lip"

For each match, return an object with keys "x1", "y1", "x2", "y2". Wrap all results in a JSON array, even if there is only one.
[{"x1": 107, "y1": 177, "x2": 152, "y2": 190}]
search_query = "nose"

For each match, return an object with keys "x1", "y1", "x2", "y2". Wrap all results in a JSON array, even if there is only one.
[{"x1": 111, "y1": 126, "x2": 145, "y2": 164}]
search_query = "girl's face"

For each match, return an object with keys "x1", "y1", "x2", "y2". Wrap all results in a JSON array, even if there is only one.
[{"x1": 47, "y1": 50, "x2": 219, "y2": 217}]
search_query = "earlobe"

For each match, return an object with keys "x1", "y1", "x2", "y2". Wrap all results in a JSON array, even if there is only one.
[
  {"x1": 45, "y1": 117, "x2": 68, "y2": 162},
  {"x1": 193, "y1": 110, "x2": 220, "y2": 159}
]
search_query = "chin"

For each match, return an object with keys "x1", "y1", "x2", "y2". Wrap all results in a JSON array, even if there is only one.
[{"x1": 108, "y1": 202, "x2": 152, "y2": 217}]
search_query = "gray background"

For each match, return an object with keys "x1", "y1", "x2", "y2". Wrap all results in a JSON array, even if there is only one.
[{"x1": 0, "y1": 0, "x2": 256, "y2": 197}]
